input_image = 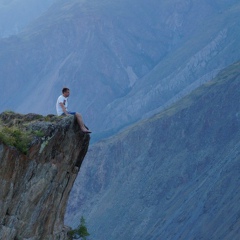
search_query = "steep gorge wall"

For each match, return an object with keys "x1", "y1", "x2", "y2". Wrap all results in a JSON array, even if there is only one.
[
  {"x1": 66, "y1": 61, "x2": 240, "y2": 239},
  {"x1": 0, "y1": 113, "x2": 90, "y2": 240}
]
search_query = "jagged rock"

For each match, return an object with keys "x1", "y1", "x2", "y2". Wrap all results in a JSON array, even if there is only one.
[{"x1": 0, "y1": 112, "x2": 90, "y2": 240}]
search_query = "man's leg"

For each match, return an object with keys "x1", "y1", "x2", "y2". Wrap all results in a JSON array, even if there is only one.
[{"x1": 75, "y1": 112, "x2": 91, "y2": 133}]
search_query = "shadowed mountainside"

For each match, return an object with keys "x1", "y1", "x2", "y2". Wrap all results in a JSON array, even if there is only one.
[
  {"x1": 0, "y1": 0, "x2": 240, "y2": 139},
  {"x1": 97, "y1": 2, "x2": 240, "y2": 136},
  {"x1": 65, "y1": 61, "x2": 240, "y2": 239}
]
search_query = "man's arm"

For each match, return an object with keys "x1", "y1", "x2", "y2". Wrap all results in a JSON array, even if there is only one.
[{"x1": 60, "y1": 102, "x2": 69, "y2": 115}]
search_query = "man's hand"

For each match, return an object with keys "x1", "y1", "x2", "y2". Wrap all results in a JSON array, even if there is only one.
[{"x1": 60, "y1": 102, "x2": 68, "y2": 115}]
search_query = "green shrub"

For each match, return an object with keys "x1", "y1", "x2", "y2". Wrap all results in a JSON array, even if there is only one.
[
  {"x1": 0, "y1": 126, "x2": 31, "y2": 154},
  {"x1": 3, "y1": 110, "x2": 15, "y2": 114},
  {"x1": 68, "y1": 217, "x2": 90, "y2": 240},
  {"x1": 33, "y1": 130, "x2": 45, "y2": 137}
]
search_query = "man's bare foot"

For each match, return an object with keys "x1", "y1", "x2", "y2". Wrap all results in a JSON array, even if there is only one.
[{"x1": 82, "y1": 129, "x2": 92, "y2": 134}]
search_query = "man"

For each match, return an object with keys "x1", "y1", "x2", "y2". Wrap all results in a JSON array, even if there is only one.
[{"x1": 56, "y1": 87, "x2": 91, "y2": 133}]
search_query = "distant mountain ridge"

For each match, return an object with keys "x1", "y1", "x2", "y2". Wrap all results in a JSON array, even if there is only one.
[
  {"x1": 65, "y1": 60, "x2": 240, "y2": 239},
  {"x1": 0, "y1": 0, "x2": 56, "y2": 37},
  {"x1": 0, "y1": 0, "x2": 240, "y2": 140}
]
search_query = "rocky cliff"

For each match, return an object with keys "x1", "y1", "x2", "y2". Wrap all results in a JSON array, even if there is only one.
[{"x1": 0, "y1": 112, "x2": 90, "y2": 240}]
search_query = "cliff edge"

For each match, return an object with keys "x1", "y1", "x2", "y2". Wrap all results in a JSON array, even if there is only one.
[{"x1": 0, "y1": 112, "x2": 90, "y2": 240}]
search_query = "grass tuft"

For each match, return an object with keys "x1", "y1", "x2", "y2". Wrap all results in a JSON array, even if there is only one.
[{"x1": 0, "y1": 126, "x2": 31, "y2": 154}]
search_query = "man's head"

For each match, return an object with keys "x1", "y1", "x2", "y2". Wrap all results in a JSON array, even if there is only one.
[{"x1": 62, "y1": 87, "x2": 70, "y2": 97}]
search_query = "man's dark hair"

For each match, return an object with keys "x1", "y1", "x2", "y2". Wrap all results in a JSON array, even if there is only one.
[{"x1": 62, "y1": 87, "x2": 70, "y2": 93}]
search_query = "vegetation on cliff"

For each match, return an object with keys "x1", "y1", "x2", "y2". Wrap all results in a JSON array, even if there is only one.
[
  {"x1": 0, "y1": 111, "x2": 63, "y2": 154},
  {"x1": 68, "y1": 217, "x2": 90, "y2": 240}
]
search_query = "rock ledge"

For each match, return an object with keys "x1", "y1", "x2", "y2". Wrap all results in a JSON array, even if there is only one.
[{"x1": 0, "y1": 112, "x2": 90, "y2": 240}]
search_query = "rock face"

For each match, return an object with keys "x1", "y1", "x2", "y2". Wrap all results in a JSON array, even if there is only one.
[
  {"x1": 0, "y1": 113, "x2": 90, "y2": 240},
  {"x1": 65, "y1": 62, "x2": 240, "y2": 239}
]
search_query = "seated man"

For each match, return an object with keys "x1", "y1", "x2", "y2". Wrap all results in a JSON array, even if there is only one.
[{"x1": 56, "y1": 87, "x2": 91, "y2": 133}]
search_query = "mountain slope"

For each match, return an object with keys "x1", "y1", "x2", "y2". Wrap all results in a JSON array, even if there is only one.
[
  {"x1": 65, "y1": 61, "x2": 240, "y2": 239},
  {"x1": 97, "y1": 2, "x2": 240, "y2": 135},
  {"x1": 1, "y1": 0, "x2": 240, "y2": 138}
]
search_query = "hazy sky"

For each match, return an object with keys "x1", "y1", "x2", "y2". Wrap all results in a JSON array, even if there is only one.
[{"x1": 0, "y1": 0, "x2": 56, "y2": 37}]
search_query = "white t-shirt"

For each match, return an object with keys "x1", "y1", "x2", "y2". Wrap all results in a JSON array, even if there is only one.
[{"x1": 56, "y1": 95, "x2": 68, "y2": 116}]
